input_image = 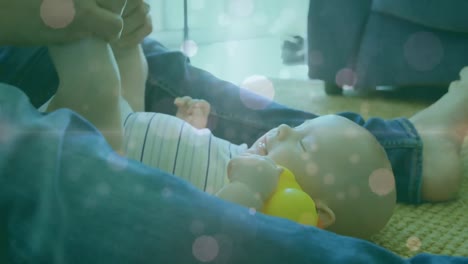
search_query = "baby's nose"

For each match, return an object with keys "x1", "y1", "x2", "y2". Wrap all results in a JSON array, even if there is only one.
[{"x1": 277, "y1": 124, "x2": 293, "y2": 140}]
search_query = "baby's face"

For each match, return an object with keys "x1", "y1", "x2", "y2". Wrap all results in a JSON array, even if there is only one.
[
  {"x1": 247, "y1": 115, "x2": 370, "y2": 188},
  {"x1": 247, "y1": 115, "x2": 396, "y2": 238}
]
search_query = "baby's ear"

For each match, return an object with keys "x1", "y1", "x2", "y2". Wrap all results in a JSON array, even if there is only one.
[{"x1": 315, "y1": 200, "x2": 335, "y2": 229}]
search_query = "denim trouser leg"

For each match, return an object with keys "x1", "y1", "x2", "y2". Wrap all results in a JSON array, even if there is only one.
[
  {"x1": 141, "y1": 39, "x2": 423, "y2": 204},
  {"x1": 2, "y1": 84, "x2": 466, "y2": 264}
]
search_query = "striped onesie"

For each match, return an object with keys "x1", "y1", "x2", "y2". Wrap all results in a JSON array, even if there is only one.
[{"x1": 123, "y1": 111, "x2": 248, "y2": 194}]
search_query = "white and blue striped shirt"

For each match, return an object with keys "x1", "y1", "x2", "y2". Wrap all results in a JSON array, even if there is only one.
[{"x1": 123, "y1": 112, "x2": 248, "y2": 194}]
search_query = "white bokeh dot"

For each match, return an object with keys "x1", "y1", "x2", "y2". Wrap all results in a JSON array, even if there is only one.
[
  {"x1": 336, "y1": 192, "x2": 346, "y2": 200},
  {"x1": 190, "y1": 0, "x2": 206, "y2": 10},
  {"x1": 180, "y1": 40, "x2": 199, "y2": 58},
  {"x1": 226, "y1": 41, "x2": 239, "y2": 57},
  {"x1": 335, "y1": 68, "x2": 357, "y2": 87},
  {"x1": 348, "y1": 185, "x2": 360, "y2": 199},
  {"x1": 323, "y1": 173, "x2": 335, "y2": 185},
  {"x1": 249, "y1": 208, "x2": 256, "y2": 215},
  {"x1": 40, "y1": 0, "x2": 76, "y2": 29},
  {"x1": 205, "y1": 185, "x2": 215, "y2": 194},
  {"x1": 134, "y1": 184, "x2": 145, "y2": 194},
  {"x1": 344, "y1": 127, "x2": 359, "y2": 138},
  {"x1": 228, "y1": 0, "x2": 255, "y2": 17},
  {"x1": 368, "y1": 168, "x2": 395, "y2": 196},
  {"x1": 406, "y1": 236, "x2": 422, "y2": 251},
  {"x1": 306, "y1": 162, "x2": 319, "y2": 176},
  {"x1": 309, "y1": 50, "x2": 324, "y2": 66},
  {"x1": 162, "y1": 187, "x2": 172, "y2": 198},
  {"x1": 279, "y1": 69, "x2": 292, "y2": 79},
  {"x1": 239, "y1": 75, "x2": 275, "y2": 110},
  {"x1": 190, "y1": 220, "x2": 205, "y2": 235},
  {"x1": 253, "y1": 13, "x2": 268, "y2": 26},
  {"x1": 193, "y1": 235, "x2": 219, "y2": 262},
  {"x1": 107, "y1": 152, "x2": 129, "y2": 172},
  {"x1": 404, "y1": 31, "x2": 444, "y2": 72},
  {"x1": 217, "y1": 13, "x2": 232, "y2": 27},
  {"x1": 301, "y1": 152, "x2": 311, "y2": 161},
  {"x1": 96, "y1": 182, "x2": 111, "y2": 196},
  {"x1": 349, "y1": 153, "x2": 360, "y2": 164}
]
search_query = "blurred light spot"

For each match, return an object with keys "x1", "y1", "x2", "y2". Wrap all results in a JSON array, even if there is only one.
[
  {"x1": 249, "y1": 208, "x2": 256, "y2": 215},
  {"x1": 40, "y1": 0, "x2": 75, "y2": 29},
  {"x1": 190, "y1": 220, "x2": 205, "y2": 235},
  {"x1": 348, "y1": 185, "x2": 360, "y2": 199},
  {"x1": 217, "y1": 13, "x2": 232, "y2": 27},
  {"x1": 162, "y1": 187, "x2": 172, "y2": 198},
  {"x1": 190, "y1": 0, "x2": 205, "y2": 10},
  {"x1": 96, "y1": 182, "x2": 111, "y2": 196},
  {"x1": 228, "y1": 0, "x2": 255, "y2": 17},
  {"x1": 406, "y1": 236, "x2": 422, "y2": 251},
  {"x1": 306, "y1": 162, "x2": 318, "y2": 176},
  {"x1": 404, "y1": 31, "x2": 443, "y2": 72},
  {"x1": 279, "y1": 69, "x2": 291, "y2": 79},
  {"x1": 369, "y1": 168, "x2": 395, "y2": 196},
  {"x1": 180, "y1": 40, "x2": 199, "y2": 57},
  {"x1": 349, "y1": 154, "x2": 360, "y2": 164},
  {"x1": 308, "y1": 50, "x2": 323, "y2": 66},
  {"x1": 239, "y1": 75, "x2": 275, "y2": 110},
  {"x1": 205, "y1": 185, "x2": 214, "y2": 194},
  {"x1": 253, "y1": 13, "x2": 267, "y2": 26},
  {"x1": 226, "y1": 41, "x2": 239, "y2": 57},
  {"x1": 323, "y1": 173, "x2": 335, "y2": 185},
  {"x1": 344, "y1": 127, "x2": 359, "y2": 138},
  {"x1": 335, "y1": 68, "x2": 357, "y2": 87},
  {"x1": 107, "y1": 152, "x2": 129, "y2": 171},
  {"x1": 336, "y1": 192, "x2": 346, "y2": 200},
  {"x1": 301, "y1": 152, "x2": 311, "y2": 160},
  {"x1": 134, "y1": 184, "x2": 145, "y2": 194},
  {"x1": 193, "y1": 236, "x2": 219, "y2": 262}
]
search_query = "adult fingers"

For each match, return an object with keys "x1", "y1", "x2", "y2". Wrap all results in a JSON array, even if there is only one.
[
  {"x1": 116, "y1": 13, "x2": 152, "y2": 47},
  {"x1": 122, "y1": 0, "x2": 145, "y2": 16},
  {"x1": 121, "y1": 2, "x2": 151, "y2": 35},
  {"x1": 97, "y1": 0, "x2": 128, "y2": 14},
  {"x1": 84, "y1": 6, "x2": 124, "y2": 42}
]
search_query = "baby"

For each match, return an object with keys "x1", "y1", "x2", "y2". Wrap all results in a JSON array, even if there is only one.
[{"x1": 173, "y1": 98, "x2": 396, "y2": 239}]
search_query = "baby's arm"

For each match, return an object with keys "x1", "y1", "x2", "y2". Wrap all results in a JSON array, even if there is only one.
[
  {"x1": 216, "y1": 154, "x2": 282, "y2": 211},
  {"x1": 48, "y1": 39, "x2": 124, "y2": 153}
]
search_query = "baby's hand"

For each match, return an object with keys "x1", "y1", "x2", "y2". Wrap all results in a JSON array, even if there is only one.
[
  {"x1": 175, "y1": 96, "x2": 211, "y2": 129},
  {"x1": 227, "y1": 153, "x2": 283, "y2": 201}
]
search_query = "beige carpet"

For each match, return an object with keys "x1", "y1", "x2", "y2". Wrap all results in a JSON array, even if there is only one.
[{"x1": 271, "y1": 78, "x2": 468, "y2": 257}]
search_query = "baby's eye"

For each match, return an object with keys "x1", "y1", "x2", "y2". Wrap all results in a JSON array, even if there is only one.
[{"x1": 299, "y1": 140, "x2": 306, "y2": 152}]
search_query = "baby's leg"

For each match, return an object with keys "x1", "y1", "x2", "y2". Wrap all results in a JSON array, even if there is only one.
[
  {"x1": 410, "y1": 66, "x2": 468, "y2": 202},
  {"x1": 111, "y1": 45, "x2": 147, "y2": 112},
  {"x1": 174, "y1": 96, "x2": 211, "y2": 129},
  {"x1": 48, "y1": 39, "x2": 124, "y2": 153}
]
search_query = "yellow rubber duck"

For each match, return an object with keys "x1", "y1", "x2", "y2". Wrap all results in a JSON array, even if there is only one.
[{"x1": 262, "y1": 166, "x2": 319, "y2": 226}]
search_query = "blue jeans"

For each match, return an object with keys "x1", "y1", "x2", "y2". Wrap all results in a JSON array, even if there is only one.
[
  {"x1": 1, "y1": 84, "x2": 466, "y2": 263},
  {"x1": 0, "y1": 39, "x2": 422, "y2": 203}
]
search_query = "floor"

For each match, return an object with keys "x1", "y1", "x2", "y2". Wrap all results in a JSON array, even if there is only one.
[{"x1": 167, "y1": 36, "x2": 446, "y2": 119}]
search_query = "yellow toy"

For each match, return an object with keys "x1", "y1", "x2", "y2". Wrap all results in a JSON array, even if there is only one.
[{"x1": 262, "y1": 166, "x2": 319, "y2": 227}]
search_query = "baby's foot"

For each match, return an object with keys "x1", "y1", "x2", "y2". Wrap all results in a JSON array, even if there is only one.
[
  {"x1": 175, "y1": 96, "x2": 211, "y2": 129},
  {"x1": 410, "y1": 67, "x2": 468, "y2": 202}
]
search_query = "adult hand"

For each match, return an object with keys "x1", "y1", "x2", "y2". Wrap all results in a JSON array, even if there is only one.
[
  {"x1": 0, "y1": 0, "x2": 127, "y2": 45},
  {"x1": 112, "y1": 0, "x2": 153, "y2": 48}
]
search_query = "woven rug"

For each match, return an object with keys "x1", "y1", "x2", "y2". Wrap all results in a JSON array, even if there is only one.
[{"x1": 371, "y1": 139, "x2": 468, "y2": 257}]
